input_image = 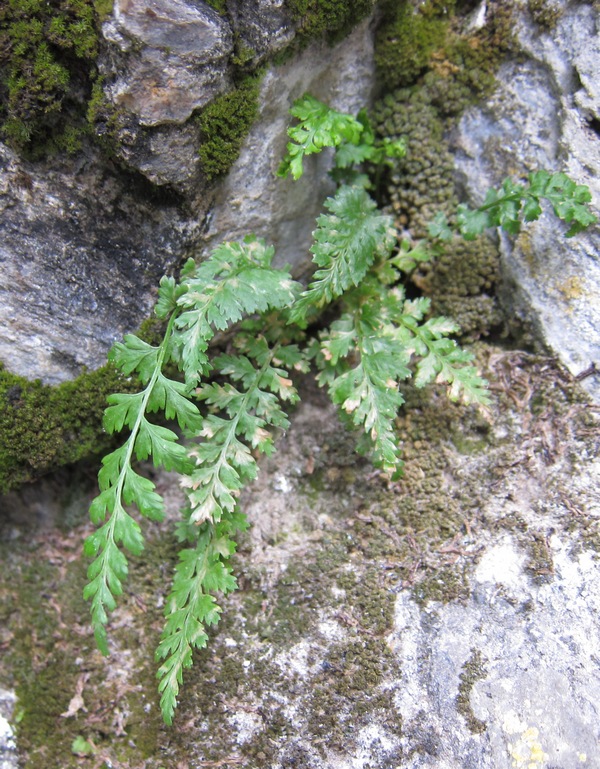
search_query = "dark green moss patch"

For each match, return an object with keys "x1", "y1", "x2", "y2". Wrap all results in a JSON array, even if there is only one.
[
  {"x1": 0, "y1": 0, "x2": 113, "y2": 156},
  {"x1": 527, "y1": 0, "x2": 562, "y2": 28},
  {"x1": 374, "y1": 1, "x2": 514, "y2": 99},
  {"x1": 525, "y1": 531, "x2": 555, "y2": 584},
  {"x1": 0, "y1": 362, "x2": 134, "y2": 494},
  {"x1": 456, "y1": 648, "x2": 487, "y2": 734},
  {"x1": 371, "y1": 3, "x2": 516, "y2": 338},
  {"x1": 375, "y1": 0, "x2": 452, "y2": 91},
  {"x1": 412, "y1": 566, "x2": 470, "y2": 606},
  {"x1": 286, "y1": 0, "x2": 375, "y2": 43},
  {"x1": 197, "y1": 74, "x2": 262, "y2": 180}
]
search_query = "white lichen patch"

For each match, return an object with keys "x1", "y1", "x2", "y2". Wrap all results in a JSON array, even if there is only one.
[
  {"x1": 229, "y1": 709, "x2": 264, "y2": 745},
  {"x1": 474, "y1": 538, "x2": 528, "y2": 594},
  {"x1": 0, "y1": 689, "x2": 17, "y2": 769}
]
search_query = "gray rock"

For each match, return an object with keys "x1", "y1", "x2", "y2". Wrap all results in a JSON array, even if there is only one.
[
  {"x1": 0, "y1": 13, "x2": 376, "y2": 383},
  {"x1": 3, "y1": 351, "x2": 598, "y2": 767},
  {"x1": 0, "y1": 690, "x2": 17, "y2": 769},
  {"x1": 451, "y1": 0, "x2": 600, "y2": 401},
  {"x1": 203, "y1": 18, "x2": 376, "y2": 271},
  {"x1": 394, "y1": 534, "x2": 600, "y2": 768},
  {"x1": 0, "y1": 144, "x2": 199, "y2": 383},
  {"x1": 102, "y1": 0, "x2": 234, "y2": 127},
  {"x1": 227, "y1": 0, "x2": 295, "y2": 63}
]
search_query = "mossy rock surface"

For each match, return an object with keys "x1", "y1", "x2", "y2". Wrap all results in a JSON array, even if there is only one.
[
  {"x1": 369, "y1": 2, "x2": 517, "y2": 339},
  {"x1": 1, "y1": 352, "x2": 598, "y2": 767},
  {"x1": 0, "y1": 0, "x2": 113, "y2": 156},
  {"x1": 0, "y1": 363, "x2": 133, "y2": 494}
]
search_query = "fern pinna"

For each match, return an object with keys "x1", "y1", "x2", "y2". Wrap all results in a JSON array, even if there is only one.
[{"x1": 85, "y1": 94, "x2": 595, "y2": 724}]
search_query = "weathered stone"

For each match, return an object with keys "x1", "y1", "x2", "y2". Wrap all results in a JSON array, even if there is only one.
[
  {"x1": 0, "y1": 144, "x2": 199, "y2": 384},
  {"x1": 1, "y1": 351, "x2": 598, "y2": 767},
  {"x1": 203, "y1": 18, "x2": 376, "y2": 270},
  {"x1": 102, "y1": 0, "x2": 234, "y2": 127},
  {"x1": 227, "y1": 0, "x2": 295, "y2": 63},
  {"x1": 0, "y1": 10, "x2": 377, "y2": 384},
  {"x1": 451, "y1": 0, "x2": 600, "y2": 400}
]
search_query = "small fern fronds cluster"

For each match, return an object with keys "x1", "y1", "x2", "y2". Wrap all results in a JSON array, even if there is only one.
[
  {"x1": 84, "y1": 93, "x2": 596, "y2": 725},
  {"x1": 84, "y1": 238, "x2": 303, "y2": 724},
  {"x1": 429, "y1": 169, "x2": 596, "y2": 240}
]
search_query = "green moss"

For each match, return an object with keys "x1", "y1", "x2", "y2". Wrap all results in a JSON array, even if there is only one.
[
  {"x1": 370, "y1": 3, "x2": 517, "y2": 339},
  {"x1": 526, "y1": 531, "x2": 554, "y2": 584},
  {"x1": 527, "y1": 0, "x2": 562, "y2": 29},
  {"x1": 0, "y1": 0, "x2": 113, "y2": 156},
  {"x1": 197, "y1": 74, "x2": 263, "y2": 180},
  {"x1": 374, "y1": 1, "x2": 514, "y2": 100},
  {"x1": 203, "y1": 0, "x2": 228, "y2": 14},
  {"x1": 456, "y1": 648, "x2": 487, "y2": 734},
  {"x1": 286, "y1": 0, "x2": 375, "y2": 43},
  {"x1": 86, "y1": 76, "x2": 127, "y2": 155},
  {"x1": 0, "y1": 362, "x2": 134, "y2": 494},
  {"x1": 375, "y1": 1, "x2": 450, "y2": 91},
  {"x1": 412, "y1": 565, "x2": 470, "y2": 605}
]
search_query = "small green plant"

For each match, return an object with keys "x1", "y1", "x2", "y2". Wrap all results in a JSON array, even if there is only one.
[{"x1": 84, "y1": 94, "x2": 596, "y2": 725}]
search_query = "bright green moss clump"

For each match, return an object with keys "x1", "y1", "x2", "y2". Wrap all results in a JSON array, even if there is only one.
[
  {"x1": 375, "y1": 0, "x2": 452, "y2": 90},
  {"x1": 0, "y1": 363, "x2": 132, "y2": 494},
  {"x1": 375, "y1": 0, "x2": 514, "y2": 100},
  {"x1": 0, "y1": 0, "x2": 112, "y2": 156},
  {"x1": 286, "y1": 0, "x2": 375, "y2": 42},
  {"x1": 198, "y1": 74, "x2": 262, "y2": 180}
]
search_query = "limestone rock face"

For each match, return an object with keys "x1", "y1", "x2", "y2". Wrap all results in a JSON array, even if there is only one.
[
  {"x1": 2, "y1": 351, "x2": 599, "y2": 767},
  {"x1": 452, "y1": 0, "x2": 600, "y2": 400},
  {"x1": 97, "y1": 0, "x2": 295, "y2": 189},
  {"x1": 102, "y1": 0, "x2": 234, "y2": 127}
]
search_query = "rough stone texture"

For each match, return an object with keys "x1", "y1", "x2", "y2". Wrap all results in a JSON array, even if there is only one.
[
  {"x1": 0, "y1": 144, "x2": 198, "y2": 384},
  {"x1": 1, "y1": 350, "x2": 598, "y2": 767},
  {"x1": 451, "y1": 0, "x2": 600, "y2": 401},
  {"x1": 0, "y1": 9, "x2": 375, "y2": 384},
  {"x1": 227, "y1": 0, "x2": 295, "y2": 63},
  {"x1": 96, "y1": 0, "x2": 295, "y2": 189},
  {"x1": 203, "y1": 18, "x2": 376, "y2": 271},
  {"x1": 102, "y1": 0, "x2": 234, "y2": 126}
]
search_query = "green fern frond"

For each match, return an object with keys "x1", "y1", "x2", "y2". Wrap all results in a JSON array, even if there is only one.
[
  {"x1": 156, "y1": 512, "x2": 246, "y2": 725},
  {"x1": 289, "y1": 186, "x2": 396, "y2": 325},
  {"x1": 157, "y1": 334, "x2": 301, "y2": 719},
  {"x1": 175, "y1": 237, "x2": 300, "y2": 386}
]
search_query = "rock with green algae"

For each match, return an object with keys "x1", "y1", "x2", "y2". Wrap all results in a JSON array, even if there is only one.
[{"x1": 1, "y1": 351, "x2": 599, "y2": 768}]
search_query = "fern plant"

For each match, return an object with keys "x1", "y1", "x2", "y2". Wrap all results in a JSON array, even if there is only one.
[{"x1": 84, "y1": 94, "x2": 596, "y2": 725}]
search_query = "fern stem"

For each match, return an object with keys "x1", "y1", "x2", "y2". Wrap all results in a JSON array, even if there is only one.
[{"x1": 116, "y1": 310, "x2": 179, "y2": 500}]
